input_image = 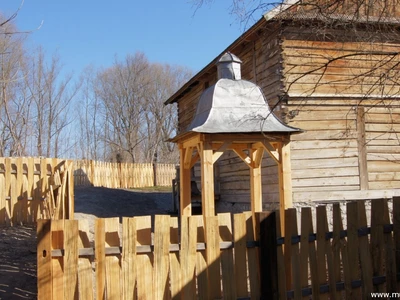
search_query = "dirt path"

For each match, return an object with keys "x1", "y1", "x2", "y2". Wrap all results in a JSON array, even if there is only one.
[{"x1": 0, "y1": 186, "x2": 174, "y2": 300}]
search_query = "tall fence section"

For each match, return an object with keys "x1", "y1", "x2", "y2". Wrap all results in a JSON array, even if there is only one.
[
  {"x1": 73, "y1": 160, "x2": 176, "y2": 188},
  {"x1": 37, "y1": 198, "x2": 400, "y2": 299},
  {"x1": 0, "y1": 157, "x2": 74, "y2": 226}
]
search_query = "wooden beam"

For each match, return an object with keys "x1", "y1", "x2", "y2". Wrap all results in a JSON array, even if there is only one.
[
  {"x1": 260, "y1": 141, "x2": 279, "y2": 163},
  {"x1": 189, "y1": 152, "x2": 200, "y2": 169},
  {"x1": 180, "y1": 147, "x2": 192, "y2": 216},
  {"x1": 252, "y1": 146, "x2": 264, "y2": 168},
  {"x1": 278, "y1": 142, "x2": 293, "y2": 231},
  {"x1": 183, "y1": 147, "x2": 194, "y2": 169},
  {"x1": 212, "y1": 142, "x2": 231, "y2": 164},
  {"x1": 200, "y1": 141, "x2": 215, "y2": 217},
  {"x1": 250, "y1": 148, "x2": 263, "y2": 215},
  {"x1": 232, "y1": 146, "x2": 252, "y2": 167},
  {"x1": 356, "y1": 106, "x2": 369, "y2": 190}
]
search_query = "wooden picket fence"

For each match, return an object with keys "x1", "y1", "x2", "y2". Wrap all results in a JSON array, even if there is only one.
[
  {"x1": 73, "y1": 160, "x2": 176, "y2": 188},
  {"x1": 37, "y1": 198, "x2": 400, "y2": 299},
  {"x1": 0, "y1": 157, "x2": 74, "y2": 226},
  {"x1": 37, "y1": 212, "x2": 262, "y2": 300},
  {"x1": 264, "y1": 197, "x2": 400, "y2": 298}
]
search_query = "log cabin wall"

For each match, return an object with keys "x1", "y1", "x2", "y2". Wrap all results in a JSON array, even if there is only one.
[{"x1": 281, "y1": 23, "x2": 400, "y2": 201}]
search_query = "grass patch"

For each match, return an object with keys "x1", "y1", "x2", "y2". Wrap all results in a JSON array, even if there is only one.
[{"x1": 130, "y1": 186, "x2": 172, "y2": 192}]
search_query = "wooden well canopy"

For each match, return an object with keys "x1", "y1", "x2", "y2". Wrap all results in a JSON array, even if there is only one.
[{"x1": 172, "y1": 52, "x2": 301, "y2": 218}]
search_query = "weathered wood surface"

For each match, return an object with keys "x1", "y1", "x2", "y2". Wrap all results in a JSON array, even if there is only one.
[{"x1": 37, "y1": 212, "x2": 263, "y2": 299}]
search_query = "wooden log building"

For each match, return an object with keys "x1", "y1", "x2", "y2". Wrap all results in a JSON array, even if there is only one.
[{"x1": 165, "y1": 0, "x2": 400, "y2": 213}]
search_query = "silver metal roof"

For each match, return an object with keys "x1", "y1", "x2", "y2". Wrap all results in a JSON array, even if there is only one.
[{"x1": 187, "y1": 53, "x2": 301, "y2": 134}]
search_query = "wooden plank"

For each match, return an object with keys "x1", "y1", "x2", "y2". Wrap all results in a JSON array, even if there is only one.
[
  {"x1": 274, "y1": 212, "x2": 287, "y2": 300},
  {"x1": 104, "y1": 218, "x2": 121, "y2": 299},
  {"x1": 233, "y1": 213, "x2": 248, "y2": 297},
  {"x1": 346, "y1": 202, "x2": 362, "y2": 299},
  {"x1": 95, "y1": 218, "x2": 106, "y2": 300},
  {"x1": 195, "y1": 215, "x2": 208, "y2": 299},
  {"x1": 122, "y1": 217, "x2": 137, "y2": 300},
  {"x1": 299, "y1": 207, "x2": 310, "y2": 299},
  {"x1": 27, "y1": 158, "x2": 34, "y2": 223},
  {"x1": 64, "y1": 220, "x2": 79, "y2": 300},
  {"x1": 332, "y1": 204, "x2": 346, "y2": 299},
  {"x1": 316, "y1": 206, "x2": 329, "y2": 300},
  {"x1": 218, "y1": 213, "x2": 236, "y2": 299},
  {"x1": 250, "y1": 154, "x2": 263, "y2": 214},
  {"x1": 78, "y1": 219, "x2": 94, "y2": 300},
  {"x1": 288, "y1": 209, "x2": 301, "y2": 300},
  {"x1": 37, "y1": 219, "x2": 52, "y2": 299},
  {"x1": 0, "y1": 158, "x2": 5, "y2": 225},
  {"x1": 40, "y1": 158, "x2": 48, "y2": 219},
  {"x1": 302, "y1": 207, "x2": 319, "y2": 298},
  {"x1": 244, "y1": 211, "x2": 260, "y2": 299},
  {"x1": 169, "y1": 217, "x2": 180, "y2": 300},
  {"x1": 5, "y1": 158, "x2": 11, "y2": 225},
  {"x1": 179, "y1": 147, "x2": 192, "y2": 216},
  {"x1": 135, "y1": 216, "x2": 153, "y2": 300},
  {"x1": 51, "y1": 220, "x2": 65, "y2": 299},
  {"x1": 393, "y1": 197, "x2": 400, "y2": 292},
  {"x1": 278, "y1": 142, "x2": 293, "y2": 231},
  {"x1": 319, "y1": 206, "x2": 338, "y2": 300},
  {"x1": 383, "y1": 199, "x2": 397, "y2": 294},
  {"x1": 154, "y1": 215, "x2": 170, "y2": 299},
  {"x1": 205, "y1": 215, "x2": 221, "y2": 299},
  {"x1": 370, "y1": 199, "x2": 386, "y2": 294},
  {"x1": 200, "y1": 141, "x2": 215, "y2": 217},
  {"x1": 16, "y1": 158, "x2": 23, "y2": 224}
]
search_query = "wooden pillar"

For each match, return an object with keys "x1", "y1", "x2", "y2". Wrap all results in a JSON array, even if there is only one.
[
  {"x1": 200, "y1": 141, "x2": 215, "y2": 217},
  {"x1": 179, "y1": 147, "x2": 192, "y2": 216},
  {"x1": 278, "y1": 141, "x2": 293, "y2": 231},
  {"x1": 357, "y1": 106, "x2": 369, "y2": 190},
  {"x1": 250, "y1": 147, "x2": 263, "y2": 215}
]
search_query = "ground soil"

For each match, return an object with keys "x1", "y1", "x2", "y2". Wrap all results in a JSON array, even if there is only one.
[{"x1": 0, "y1": 186, "x2": 175, "y2": 300}]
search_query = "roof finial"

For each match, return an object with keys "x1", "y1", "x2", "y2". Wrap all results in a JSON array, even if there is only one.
[{"x1": 216, "y1": 52, "x2": 242, "y2": 80}]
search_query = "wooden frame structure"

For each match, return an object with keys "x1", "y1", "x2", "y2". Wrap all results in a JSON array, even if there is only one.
[{"x1": 175, "y1": 132, "x2": 293, "y2": 225}]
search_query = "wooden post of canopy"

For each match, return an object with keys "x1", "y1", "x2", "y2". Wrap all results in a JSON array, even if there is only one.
[
  {"x1": 179, "y1": 147, "x2": 192, "y2": 216},
  {"x1": 250, "y1": 145, "x2": 264, "y2": 216},
  {"x1": 277, "y1": 141, "x2": 293, "y2": 231},
  {"x1": 199, "y1": 138, "x2": 215, "y2": 217}
]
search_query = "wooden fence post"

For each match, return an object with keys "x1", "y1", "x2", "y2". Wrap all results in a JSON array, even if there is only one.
[
  {"x1": 259, "y1": 211, "x2": 278, "y2": 299},
  {"x1": 37, "y1": 219, "x2": 52, "y2": 299}
]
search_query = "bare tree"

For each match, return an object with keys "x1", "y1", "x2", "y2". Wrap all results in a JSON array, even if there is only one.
[
  {"x1": 26, "y1": 47, "x2": 80, "y2": 157},
  {"x1": 79, "y1": 52, "x2": 193, "y2": 163}
]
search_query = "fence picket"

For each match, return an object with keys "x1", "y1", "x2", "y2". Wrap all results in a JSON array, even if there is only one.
[
  {"x1": 135, "y1": 216, "x2": 153, "y2": 300},
  {"x1": 105, "y1": 218, "x2": 122, "y2": 300},
  {"x1": 333, "y1": 204, "x2": 349, "y2": 299},
  {"x1": 218, "y1": 213, "x2": 236, "y2": 299},
  {"x1": 299, "y1": 208, "x2": 310, "y2": 299},
  {"x1": 244, "y1": 211, "x2": 261, "y2": 298},
  {"x1": 95, "y1": 219, "x2": 106, "y2": 300},
  {"x1": 346, "y1": 202, "x2": 362, "y2": 299},
  {"x1": 64, "y1": 220, "x2": 79, "y2": 300},
  {"x1": 205, "y1": 215, "x2": 222, "y2": 299},
  {"x1": 0, "y1": 158, "x2": 5, "y2": 225},
  {"x1": 383, "y1": 199, "x2": 396, "y2": 293},
  {"x1": 122, "y1": 217, "x2": 136, "y2": 300},
  {"x1": 288, "y1": 208, "x2": 301, "y2": 300},
  {"x1": 169, "y1": 217, "x2": 180, "y2": 300},
  {"x1": 371, "y1": 199, "x2": 386, "y2": 294},
  {"x1": 78, "y1": 220, "x2": 94, "y2": 300},
  {"x1": 195, "y1": 216, "x2": 208, "y2": 299},
  {"x1": 154, "y1": 215, "x2": 171, "y2": 300},
  {"x1": 52, "y1": 220, "x2": 65, "y2": 299},
  {"x1": 233, "y1": 213, "x2": 248, "y2": 297}
]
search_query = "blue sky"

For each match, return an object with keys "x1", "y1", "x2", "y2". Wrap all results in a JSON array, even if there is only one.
[{"x1": 1, "y1": 1, "x2": 260, "y2": 77}]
